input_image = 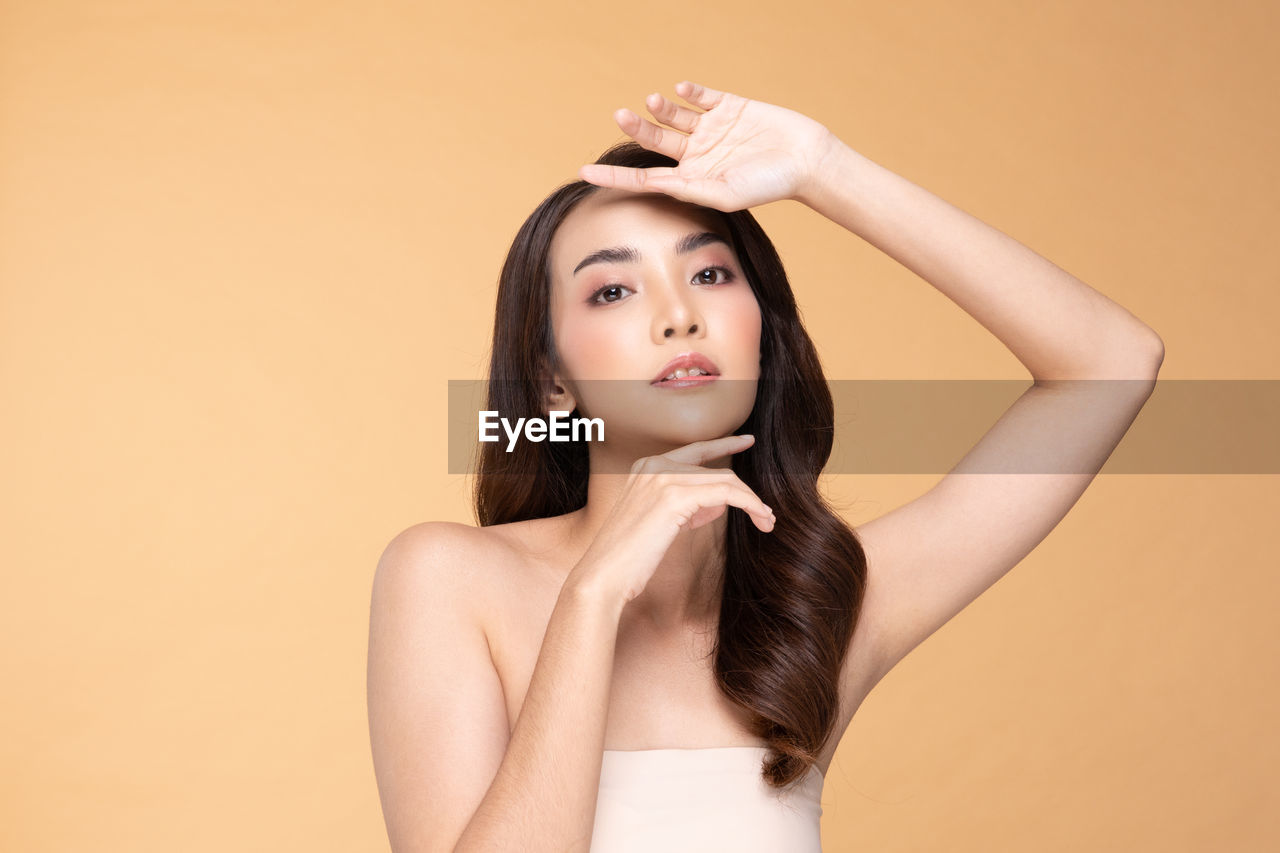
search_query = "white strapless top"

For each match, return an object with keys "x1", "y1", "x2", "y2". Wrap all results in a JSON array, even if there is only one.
[{"x1": 589, "y1": 746, "x2": 825, "y2": 852}]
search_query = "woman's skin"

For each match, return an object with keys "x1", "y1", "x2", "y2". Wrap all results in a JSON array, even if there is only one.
[
  {"x1": 367, "y1": 80, "x2": 1164, "y2": 852},
  {"x1": 543, "y1": 187, "x2": 769, "y2": 629}
]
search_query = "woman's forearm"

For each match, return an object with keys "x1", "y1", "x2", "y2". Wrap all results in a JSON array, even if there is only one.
[
  {"x1": 453, "y1": 575, "x2": 624, "y2": 852},
  {"x1": 798, "y1": 138, "x2": 1164, "y2": 379}
]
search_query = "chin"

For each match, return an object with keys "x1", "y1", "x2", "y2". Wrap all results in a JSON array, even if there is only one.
[
  {"x1": 575, "y1": 377, "x2": 758, "y2": 449},
  {"x1": 613, "y1": 404, "x2": 756, "y2": 453}
]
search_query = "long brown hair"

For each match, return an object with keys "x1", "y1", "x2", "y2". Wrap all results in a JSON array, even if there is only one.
[{"x1": 474, "y1": 141, "x2": 868, "y2": 789}]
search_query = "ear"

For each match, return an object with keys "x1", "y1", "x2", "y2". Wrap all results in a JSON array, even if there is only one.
[{"x1": 543, "y1": 374, "x2": 577, "y2": 416}]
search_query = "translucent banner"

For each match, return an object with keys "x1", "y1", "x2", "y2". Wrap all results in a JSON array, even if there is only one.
[{"x1": 446, "y1": 380, "x2": 1280, "y2": 475}]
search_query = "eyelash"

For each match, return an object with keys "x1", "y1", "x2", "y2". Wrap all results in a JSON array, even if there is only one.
[{"x1": 588, "y1": 266, "x2": 737, "y2": 305}]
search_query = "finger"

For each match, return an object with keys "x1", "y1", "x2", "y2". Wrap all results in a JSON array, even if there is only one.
[
  {"x1": 685, "y1": 504, "x2": 726, "y2": 530},
  {"x1": 614, "y1": 107, "x2": 688, "y2": 161},
  {"x1": 578, "y1": 163, "x2": 680, "y2": 194},
  {"x1": 674, "y1": 80, "x2": 728, "y2": 110},
  {"x1": 661, "y1": 434, "x2": 756, "y2": 466},
  {"x1": 710, "y1": 471, "x2": 775, "y2": 528},
  {"x1": 689, "y1": 470, "x2": 776, "y2": 527},
  {"x1": 645, "y1": 91, "x2": 702, "y2": 134},
  {"x1": 680, "y1": 481, "x2": 774, "y2": 532}
]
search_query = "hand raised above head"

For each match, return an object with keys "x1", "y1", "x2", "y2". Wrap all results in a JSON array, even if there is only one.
[{"x1": 578, "y1": 80, "x2": 838, "y2": 213}]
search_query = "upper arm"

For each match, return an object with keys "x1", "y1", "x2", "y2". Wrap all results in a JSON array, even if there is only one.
[
  {"x1": 367, "y1": 522, "x2": 511, "y2": 853},
  {"x1": 849, "y1": 365, "x2": 1161, "y2": 688}
]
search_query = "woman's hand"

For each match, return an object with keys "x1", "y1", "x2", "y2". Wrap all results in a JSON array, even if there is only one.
[
  {"x1": 568, "y1": 434, "x2": 775, "y2": 606},
  {"x1": 578, "y1": 80, "x2": 837, "y2": 212}
]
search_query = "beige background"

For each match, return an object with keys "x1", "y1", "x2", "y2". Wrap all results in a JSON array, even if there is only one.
[{"x1": 2, "y1": 1, "x2": 1276, "y2": 850}]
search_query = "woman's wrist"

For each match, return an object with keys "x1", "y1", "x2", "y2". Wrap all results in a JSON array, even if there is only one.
[
  {"x1": 793, "y1": 133, "x2": 869, "y2": 219},
  {"x1": 560, "y1": 564, "x2": 628, "y2": 623}
]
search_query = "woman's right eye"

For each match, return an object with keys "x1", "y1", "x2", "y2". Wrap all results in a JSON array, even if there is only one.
[{"x1": 589, "y1": 284, "x2": 631, "y2": 305}]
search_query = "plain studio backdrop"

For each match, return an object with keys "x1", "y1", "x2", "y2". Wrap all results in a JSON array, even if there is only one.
[{"x1": 2, "y1": 1, "x2": 1276, "y2": 850}]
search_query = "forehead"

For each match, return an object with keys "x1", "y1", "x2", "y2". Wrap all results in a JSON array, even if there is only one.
[{"x1": 549, "y1": 189, "x2": 729, "y2": 277}]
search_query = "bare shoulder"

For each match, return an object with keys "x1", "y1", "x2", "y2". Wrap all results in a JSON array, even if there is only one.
[
  {"x1": 377, "y1": 517, "x2": 568, "y2": 568},
  {"x1": 376, "y1": 519, "x2": 507, "y2": 569},
  {"x1": 373, "y1": 520, "x2": 520, "y2": 603},
  {"x1": 371, "y1": 517, "x2": 571, "y2": 636}
]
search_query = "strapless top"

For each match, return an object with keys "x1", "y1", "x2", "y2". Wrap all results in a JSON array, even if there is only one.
[{"x1": 589, "y1": 746, "x2": 825, "y2": 852}]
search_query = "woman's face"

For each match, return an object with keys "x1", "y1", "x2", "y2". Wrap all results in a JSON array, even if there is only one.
[{"x1": 547, "y1": 188, "x2": 762, "y2": 454}]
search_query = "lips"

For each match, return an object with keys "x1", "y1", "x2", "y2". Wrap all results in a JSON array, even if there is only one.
[{"x1": 651, "y1": 351, "x2": 721, "y2": 385}]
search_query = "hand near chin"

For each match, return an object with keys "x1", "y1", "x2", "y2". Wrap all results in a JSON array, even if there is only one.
[
  {"x1": 567, "y1": 434, "x2": 776, "y2": 607},
  {"x1": 578, "y1": 80, "x2": 837, "y2": 212}
]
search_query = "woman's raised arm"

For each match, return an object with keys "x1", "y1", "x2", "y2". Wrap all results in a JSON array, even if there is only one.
[
  {"x1": 581, "y1": 80, "x2": 1164, "y2": 688},
  {"x1": 794, "y1": 131, "x2": 1163, "y2": 377},
  {"x1": 580, "y1": 79, "x2": 1162, "y2": 374},
  {"x1": 790, "y1": 125, "x2": 1163, "y2": 686}
]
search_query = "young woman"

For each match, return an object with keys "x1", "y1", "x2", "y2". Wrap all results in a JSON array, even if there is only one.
[{"x1": 367, "y1": 80, "x2": 1164, "y2": 852}]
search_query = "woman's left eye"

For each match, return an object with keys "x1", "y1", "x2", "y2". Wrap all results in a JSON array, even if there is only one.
[{"x1": 694, "y1": 266, "x2": 735, "y2": 285}]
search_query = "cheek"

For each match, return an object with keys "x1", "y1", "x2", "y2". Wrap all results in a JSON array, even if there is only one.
[
  {"x1": 720, "y1": 293, "x2": 763, "y2": 370},
  {"x1": 553, "y1": 314, "x2": 633, "y2": 380}
]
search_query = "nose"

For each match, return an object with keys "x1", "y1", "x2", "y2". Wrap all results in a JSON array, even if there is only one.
[{"x1": 651, "y1": 277, "x2": 706, "y2": 342}]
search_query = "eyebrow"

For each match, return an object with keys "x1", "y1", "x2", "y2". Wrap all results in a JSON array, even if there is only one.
[{"x1": 572, "y1": 231, "x2": 733, "y2": 277}]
